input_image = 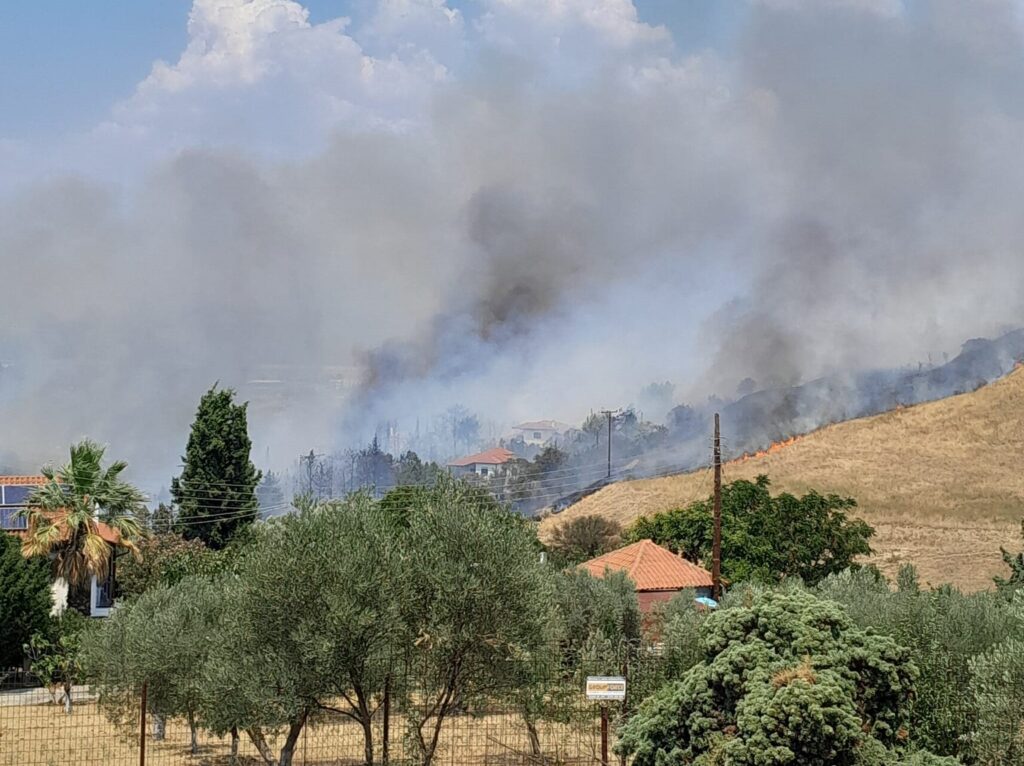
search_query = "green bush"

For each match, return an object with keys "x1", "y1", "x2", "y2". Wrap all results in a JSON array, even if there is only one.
[
  {"x1": 25, "y1": 611, "x2": 90, "y2": 714},
  {"x1": 0, "y1": 532, "x2": 52, "y2": 669},
  {"x1": 816, "y1": 566, "x2": 1015, "y2": 758},
  {"x1": 965, "y1": 597, "x2": 1024, "y2": 765},
  {"x1": 616, "y1": 589, "x2": 950, "y2": 766}
]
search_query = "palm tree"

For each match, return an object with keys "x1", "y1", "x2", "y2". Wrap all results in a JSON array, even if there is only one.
[{"x1": 18, "y1": 440, "x2": 145, "y2": 589}]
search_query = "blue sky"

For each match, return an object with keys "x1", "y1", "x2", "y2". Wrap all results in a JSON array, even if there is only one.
[{"x1": 0, "y1": 0, "x2": 740, "y2": 140}]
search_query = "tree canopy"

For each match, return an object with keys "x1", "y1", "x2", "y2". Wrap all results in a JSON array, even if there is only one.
[
  {"x1": 0, "y1": 532, "x2": 52, "y2": 668},
  {"x1": 626, "y1": 476, "x2": 874, "y2": 585},
  {"x1": 547, "y1": 514, "x2": 622, "y2": 566},
  {"x1": 116, "y1": 532, "x2": 217, "y2": 600},
  {"x1": 171, "y1": 385, "x2": 261, "y2": 549}
]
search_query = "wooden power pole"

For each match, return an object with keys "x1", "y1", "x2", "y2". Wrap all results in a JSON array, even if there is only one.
[
  {"x1": 601, "y1": 410, "x2": 616, "y2": 479},
  {"x1": 712, "y1": 413, "x2": 722, "y2": 601}
]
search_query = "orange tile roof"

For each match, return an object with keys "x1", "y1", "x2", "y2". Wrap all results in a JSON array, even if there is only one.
[
  {"x1": 579, "y1": 539, "x2": 713, "y2": 591},
  {"x1": 0, "y1": 476, "x2": 47, "y2": 485},
  {"x1": 1, "y1": 477, "x2": 124, "y2": 546},
  {"x1": 448, "y1": 447, "x2": 517, "y2": 467}
]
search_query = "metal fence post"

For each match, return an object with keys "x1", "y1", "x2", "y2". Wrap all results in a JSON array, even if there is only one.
[
  {"x1": 600, "y1": 705, "x2": 609, "y2": 766},
  {"x1": 139, "y1": 681, "x2": 148, "y2": 766}
]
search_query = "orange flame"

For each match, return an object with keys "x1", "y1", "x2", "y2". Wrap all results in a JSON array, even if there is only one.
[{"x1": 731, "y1": 435, "x2": 800, "y2": 464}]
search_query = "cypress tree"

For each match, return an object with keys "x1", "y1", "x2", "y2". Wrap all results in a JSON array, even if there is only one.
[
  {"x1": 0, "y1": 532, "x2": 53, "y2": 668},
  {"x1": 172, "y1": 385, "x2": 262, "y2": 549}
]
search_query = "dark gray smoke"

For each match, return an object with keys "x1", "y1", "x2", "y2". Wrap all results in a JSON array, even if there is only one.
[{"x1": 2, "y1": 0, "x2": 1024, "y2": 490}]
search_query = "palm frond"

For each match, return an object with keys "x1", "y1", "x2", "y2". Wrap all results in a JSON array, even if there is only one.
[{"x1": 82, "y1": 531, "x2": 112, "y2": 577}]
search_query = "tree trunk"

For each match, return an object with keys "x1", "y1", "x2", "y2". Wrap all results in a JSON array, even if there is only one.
[
  {"x1": 62, "y1": 682, "x2": 73, "y2": 715},
  {"x1": 360, "y1": 715, "x2": 374, "y2": 765},
  {"x1": 230, "y1": 727, "x2": 240, "y2": 766},
  {"x1": 188, "y1": 711, "x2": 199, "y2": 755},
  {"x1": 152, "y1": 714, "x2": 166, "y2": 741},
  {"x1": 247, "y1": 727, "x2": 278, "y2": 766},
  {"x1": 355, "y1": 685, "x2": 374, "y2": 766},
  {"x1": 277, "y1": 714, "x2": 307, "y2": 766},
  {"x1": 525, "y1": 716, "x2": 544, "y2": 761},
  {"x1": 382, "y1": 676, "x2": 391, "y2": 766},
  {"x1": 416, "y1": 688, "x2": 456, "y2": 766}
]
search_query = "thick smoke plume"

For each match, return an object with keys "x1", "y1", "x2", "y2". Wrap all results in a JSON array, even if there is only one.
[{"x1": 2, "y1": 0, "x2": 1024, "y2": 488}]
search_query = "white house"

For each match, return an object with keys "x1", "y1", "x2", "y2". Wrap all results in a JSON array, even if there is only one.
[
  {"x1": 447, "y1": 448, "x2": 517, "y2": 478},
  {"x1": 511, "y1": 420, "x2": 571, "y2": 447}
]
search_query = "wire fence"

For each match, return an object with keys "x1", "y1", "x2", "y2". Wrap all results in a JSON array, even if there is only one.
[
  {"x1": 6, "y1": 650, "x2": 1024, "y2": 766},
  {"x1": 0, "y1": 648, "x2": 666, "y2": 766}
]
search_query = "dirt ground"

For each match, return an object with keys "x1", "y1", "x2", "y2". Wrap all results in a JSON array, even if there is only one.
[
  {"x1": 0, "y1": 695, "x2": 609, "y2": 766},
  {"x1": 540, "y1": 368, "x2": 1024, "y2": 592}
]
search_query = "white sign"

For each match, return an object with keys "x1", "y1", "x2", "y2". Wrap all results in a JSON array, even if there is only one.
[{"x1": 586, "y1": 676, "x2": 626, "y2": 701}]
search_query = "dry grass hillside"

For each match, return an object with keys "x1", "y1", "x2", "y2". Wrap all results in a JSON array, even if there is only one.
[{"x1": 541, "y1": 367, "x2": 1024, "y2": 592}]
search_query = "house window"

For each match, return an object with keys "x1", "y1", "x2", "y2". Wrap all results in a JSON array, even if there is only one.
[
  {"x1": 94, "y1": 557, "x2": 116, "y2": 610},
  {"x1": 479, "y1": 467, "x2": 490, "y2": 477},
  {"x1": 0, "y1": 507, "x2": 27, "y2": 530},
  {"x1": 533, "y1": 431, "x2": 542, "y2": 440}
]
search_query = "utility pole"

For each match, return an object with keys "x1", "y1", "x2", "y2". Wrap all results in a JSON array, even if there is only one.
[
  {"x1": 601, "y1": 410, "x2": 616, "y2": 479},
  {"x1": 712, "y1": 413, "x2": 722, "y2": 601},
  {"x1": 301, "y1": 450, "x2": 316, "y2": 495}
]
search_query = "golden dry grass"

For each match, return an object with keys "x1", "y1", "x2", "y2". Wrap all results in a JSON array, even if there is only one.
[
  {"x1": 0, "y1": 697, "x2": 610, "y2": 766},
  {"x1": 540, "y1": 367, "x2": 1024, "y2": 592}
]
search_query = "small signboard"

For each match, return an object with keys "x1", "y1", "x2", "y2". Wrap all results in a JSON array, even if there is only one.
[{"x1": 586, "y1": 676, "x2": 627, "y2": 701}]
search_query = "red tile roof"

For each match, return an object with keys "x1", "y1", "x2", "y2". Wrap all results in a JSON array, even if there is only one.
[
  {"x1": 0, "y1": 476, "x2": 47, "y2": 486},
  {"x1": 1, "y1": 477, "x2": 124, "y2": 546},
  {"x1": 579, "y1": 539, "x2": 713, "y2": 591},
  {"x1": 448, "y1": 447, "x2": 517, "y2": 467}
]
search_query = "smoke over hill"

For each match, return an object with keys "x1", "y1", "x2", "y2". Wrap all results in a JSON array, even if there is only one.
[{"x1": 3, "y1": 1, "x2": 1024, "y2": 488}]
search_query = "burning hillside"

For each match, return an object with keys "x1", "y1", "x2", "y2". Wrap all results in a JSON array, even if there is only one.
[
  {"x1": 540, "y1": 364, "x2": 1024, "y2": 592},
  {"x1": 732, "y1": 436, "x2": 802, "y2": 464}
]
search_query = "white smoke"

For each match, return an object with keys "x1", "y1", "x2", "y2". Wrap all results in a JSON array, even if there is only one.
[{"x1": 1, "y1": 0, "x2": 1023, "y2": 487}]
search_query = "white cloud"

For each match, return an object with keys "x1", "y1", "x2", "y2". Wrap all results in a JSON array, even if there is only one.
[
  {"x1": 477, "y1": 0, "x2": 669, "y2": 55},
  {"x1": 88, "y1": 0, "x2": 449, "y2": 166},
  {"x1": 753, "y1": 0, "x2": 905, "y2": 18},
  {"x1": 360, "y1": 0, "x2": 465, "y2": 56}
]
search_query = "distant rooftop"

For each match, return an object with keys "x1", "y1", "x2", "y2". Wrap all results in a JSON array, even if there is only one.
[
  {"x1": 0, "y1": 476, "x2": 125, "y2": 545},
  {"x1": 448, "y1": 447, "x2": 517, "y2": 467},
  {"x1": 0, "y1": 476, "x2": 47, "y2": 487},
  {"x1": 514, "y1": 420, "x2": 571, "y2": 432}
]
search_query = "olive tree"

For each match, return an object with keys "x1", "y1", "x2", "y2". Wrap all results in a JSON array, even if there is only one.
[
  {"x1": 966, "y1": 595, "x2": 1024, "y2": 765},
  {"x1": 82, "y1": 576, "x2": 224, "y2": 753},
  {"x1": 201, "y1": 495, "x2": 407, "y2": 766},
  {"x1": 817, "y1": 566, "x2": 1016, "y2": 758},
  {"x1": 403, "y1": 479, "x2": 555, "y2": 766}
]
